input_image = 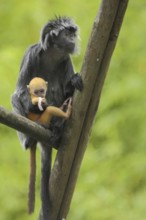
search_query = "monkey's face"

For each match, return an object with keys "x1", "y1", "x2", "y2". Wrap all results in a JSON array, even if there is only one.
[
  {"x1": 32, "y1": 87, "x2": 47, "y2": 97},
  {"x1": 28, "y1": 77, "x2": 48, "y2": 97},
  {"x1": 53, "y1": 28, "x2": 77, "y2": 54},
  {"x1": 40, "y1": 17, "x2": 79, "y2": 53}
]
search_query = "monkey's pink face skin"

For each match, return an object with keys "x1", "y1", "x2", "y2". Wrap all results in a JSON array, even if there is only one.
[{"x1": 33, "y1": 88, "x2": 46, "y2": 97}]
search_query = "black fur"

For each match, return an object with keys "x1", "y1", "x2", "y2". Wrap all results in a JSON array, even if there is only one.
[
  {"x1": 40, "y1": 16, "x2": 78, "y2": 50},
  {"x1": 28, "y1": 100, "x2": 48, "y2": 114},
  {"x1": 12, "y1": 16, "x2": 83, "y2": 148},
  {"x1": 11, "y1": 16, "x2": 83, "y2": 220}
]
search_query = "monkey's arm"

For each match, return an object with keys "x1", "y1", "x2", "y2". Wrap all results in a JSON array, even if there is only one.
[
  {"x1": 38, "y1": 103, "x2": 72, "y2": 125},
  {"x1": 11, "y1": 45, "x2": 41, "y2": 149},
  {"x1": 64, "y1": 57, "x2": 83, "y2": 98},
  {"x1": 48, "y1": 105, "x2": 72, "y2": 119},
  {"x1": 13, "y1": 45, "x2": 40, "y2": 115}
]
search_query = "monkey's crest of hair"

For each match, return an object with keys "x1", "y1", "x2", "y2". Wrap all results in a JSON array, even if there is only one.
[{"x1": 40, "y1": 16, "x2": 79, "y2": 51}]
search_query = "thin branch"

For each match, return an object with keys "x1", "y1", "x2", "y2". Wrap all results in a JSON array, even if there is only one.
[{"x1": 0, "y1": 106, "x2": 51, "y2": 144}]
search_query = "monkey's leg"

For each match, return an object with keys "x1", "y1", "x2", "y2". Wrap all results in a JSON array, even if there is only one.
[
  {"x1": 40, "y1": 144, "x2": 52, "y2": 220},
  {"x1": 47, "y1": 99, "x2": 72, "y2": 119},
  {"x1": 38, "y1": 105, "x2": 72, "y2": 126},
  {"x1": 28, "y1": 144, "x2": 37, "y2": 214},
  {"x1": 11, "y1": 92, "x2": 36, "y2": 149}
]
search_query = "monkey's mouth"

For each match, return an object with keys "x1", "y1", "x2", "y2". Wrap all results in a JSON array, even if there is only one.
[{"x1": 66, "y1": 43, "x2": 75, "y2": 54}]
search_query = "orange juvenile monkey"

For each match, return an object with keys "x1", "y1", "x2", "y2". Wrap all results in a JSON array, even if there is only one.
[
  {"x1": 27, "y1": 77, "x2": 72, "y2": 124},
  {"x1": 26, "y1": 77, "x2": 72, "y2": 214}
]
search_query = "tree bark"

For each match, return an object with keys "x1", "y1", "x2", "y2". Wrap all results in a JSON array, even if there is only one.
[
  {"x1": 0, "y1": 106, "x2": 51, "y2": 144},
  {"x1": 48, "y1": 0, "x2": 129, "y2": 220}
]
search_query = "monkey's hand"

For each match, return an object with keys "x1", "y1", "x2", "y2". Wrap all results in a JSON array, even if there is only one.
[
  {"x1": 66, "y1": 98, "x2": 72, "y2": 118},
  {"x1": 38, "y1": 97, "x2": 47, "y2": 111},
  {"x1": 32, "y1": 97, "x2": 40, "y2": 105},
  {"x1": 71, "y1": 73, "x2": 83, "y2": 91},
  {"x1": 60, "y1": 97, "x2": 71, "y2": 110}
]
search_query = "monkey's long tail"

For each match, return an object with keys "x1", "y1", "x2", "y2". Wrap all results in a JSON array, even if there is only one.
[{"x1": 28, "y1": 144, "x2": 36, "y2": 214}]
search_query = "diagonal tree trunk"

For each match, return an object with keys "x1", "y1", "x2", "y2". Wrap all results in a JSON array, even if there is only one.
[{"x1": 48, "y1": 0, "x2": 129, "y2": 219}]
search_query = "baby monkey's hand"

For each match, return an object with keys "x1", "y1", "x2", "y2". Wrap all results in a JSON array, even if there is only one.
[
  {"x1": 66, "y1": 98, "x2": 72, "y2": 118},
  {"x1": 38, "y1": 97, "x2": 47, "y2": 111}
]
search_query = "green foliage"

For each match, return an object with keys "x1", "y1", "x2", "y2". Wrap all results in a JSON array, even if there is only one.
[{"x1": 0, "y1": 0, "x2": 146, "y2": 219}]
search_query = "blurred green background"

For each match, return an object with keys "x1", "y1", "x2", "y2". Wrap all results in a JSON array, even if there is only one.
[{"x1": 0, "y1": 0, "x2": 146, "y2": 220}]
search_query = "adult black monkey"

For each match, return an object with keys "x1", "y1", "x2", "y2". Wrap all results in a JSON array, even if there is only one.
[{"x1": 11, "y1": 16, "x2": 83, "y2": 219}]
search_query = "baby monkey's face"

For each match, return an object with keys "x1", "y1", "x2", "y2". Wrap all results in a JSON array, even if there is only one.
[
  {"x1": 27, "y1": 77, "x2": 48, "y2": 98},
  {"x1": 32, "y1": 87, "x2": 47, "y2": 97}
]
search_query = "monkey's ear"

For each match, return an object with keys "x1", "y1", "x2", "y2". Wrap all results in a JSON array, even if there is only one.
[
  {"x1": 27, "y1": 85, "x2": 30, "y2": 90},
  {"x1": 46, "y1": 81, "x2": 48, "y2": 85}
]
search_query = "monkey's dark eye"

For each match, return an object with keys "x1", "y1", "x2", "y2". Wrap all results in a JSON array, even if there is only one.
[
  {"x1": 67, "y1": 26, "x2": 77, "y2": 33},
  {"x1": 34, "y1": 90, "x2": 39, "y2": 95},
  {"x1": 65, "y1": 31, "x2": 70, "y2": 37},
  {"x1": 40, "y1": 89, "x2": 45, "y2": 93},
  {"x1": 65, "y1": 30, "x2": 75, "y2": 38}
]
